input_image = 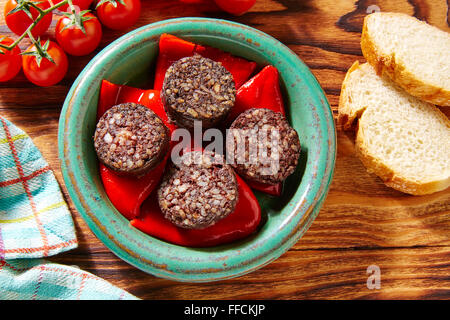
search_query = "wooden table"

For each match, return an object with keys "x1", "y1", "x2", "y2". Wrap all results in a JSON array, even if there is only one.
[{"x1": 1, "y1": 0, "x2": 449, "y2": 300}]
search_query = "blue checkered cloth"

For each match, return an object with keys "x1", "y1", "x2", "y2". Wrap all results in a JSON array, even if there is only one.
[
  {"x1": 0, "y1": 259, "x2": 137, "y2": 300},
  {"x1": 0, "y1": 116, "x2": 138, "y2": 300}
]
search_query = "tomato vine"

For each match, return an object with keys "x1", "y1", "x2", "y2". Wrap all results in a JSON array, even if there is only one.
[{"x1": 0, "y1": 0, "x2": 72, "y2": 53}]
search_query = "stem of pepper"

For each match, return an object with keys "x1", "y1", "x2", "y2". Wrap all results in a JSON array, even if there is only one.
[{"x1": 0, "y1": 0, "x2": 71, "y2": 51}]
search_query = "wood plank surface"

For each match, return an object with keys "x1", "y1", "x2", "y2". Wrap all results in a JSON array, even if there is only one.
[{"x1": 0, "y1": 0, "x2": 449, "y2": 300}]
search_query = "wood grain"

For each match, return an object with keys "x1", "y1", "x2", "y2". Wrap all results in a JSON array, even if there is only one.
[{"x1": 0, "y1": 0, "x2": 449, "y2": 300}]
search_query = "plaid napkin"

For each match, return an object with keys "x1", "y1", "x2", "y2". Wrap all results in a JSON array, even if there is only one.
[
  {"x1": 0, "y1": 116, "x2": 137, "y2": 300},
  {"x1": 0, "y1": 259, "x2": 137, "y2": 300},
  {"x1": 0, "y1": 117, "x2": 77, "y2": 259}
]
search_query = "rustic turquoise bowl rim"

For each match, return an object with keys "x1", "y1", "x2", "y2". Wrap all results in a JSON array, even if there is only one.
[{"x1": 58, "y1": 18, "x2": 336, "y2": 282}]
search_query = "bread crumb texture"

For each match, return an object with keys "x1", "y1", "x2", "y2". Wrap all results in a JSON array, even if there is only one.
[
  {"x1": 339, "y1": 62, "x2": 450, "y2": 195},
  {"x1": 362, "y1": 12, "x2": 450, "y2": 106}
]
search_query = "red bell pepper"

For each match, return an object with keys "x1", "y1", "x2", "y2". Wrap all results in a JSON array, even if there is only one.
[
  {"x1": 99, "y1": 161, "x2": 168, "y2": 220},
  {"x1": 194, "y1": 45, "x2": 257, "y2": 89},
  {"x1": 97, "y1": 79, "x2": 121, "y2": 119},
  {"x1": 130, "y1": 175, "x2": 261, "y2": 247},
  {"x1": 227, "y1": 65, "x2": 285, "y2": 122},
  {"x1": 97, "y1": 37, "x2": 277, "y2": 245},
  {"x1": 153, "y1": 34, "x2": 199, "y2": 91},
  {"x1": 97, "y1": 80, "x2": 175, "y2": 219},
  {"x1": 226, "y1": 65, "x2": 286, "y2": 196},
  {"x1": 97, "y1": 80, "x2": 265, "y2": 246},
  {"x1": 98, "y1": 80, "x2": 174, "y2": 130},
  {"x1": 153, "y1": 33, "x2": 257, "y2": 90},
  {"x1": 246, "y1": 180, "x2": 283, "y2": 196}
]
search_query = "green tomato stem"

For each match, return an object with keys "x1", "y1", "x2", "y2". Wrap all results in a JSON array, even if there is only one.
[{"x1": 0, "y1": 0, "x2": 70, "y2": 51}]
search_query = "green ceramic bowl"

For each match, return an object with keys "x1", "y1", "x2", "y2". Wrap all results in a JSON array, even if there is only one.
[{"x1": 58, "y1": 18, "x2": 336, "y2": 282}]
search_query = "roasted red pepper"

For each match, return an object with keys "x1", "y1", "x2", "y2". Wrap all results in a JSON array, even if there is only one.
[
  {"x1": 227, "y1": 65, "x2": 285, "y2": 121},
  {"x1": 246, "y1": 180, "x2": 283, "y2": 196},
  {"x1": 194, "y1": 45, "x2": 257, "y2": 89},
  {"x1": 98, "y1": 79, "x2": 174, "y2": 130},
  {"x1": 130, "y1": 175, "x2": 261, "y2": 247},
  {"x1": 97, "y1": 80, "x2": 175, "y2": 219},
  {"x1": 226, "y1": 65, "x2": 286, "y2": 196},
  {"x1": 99, "y1": 161, "x2": 168, "y2": 220},
  {"x1": 97, "y1": 36, "x2": 284, "y2": 245},
  {"x1": 153, "y1": 33, "x2": 256, "y2": 90},
  {"x1": 98, "y1": 80, "x2": 263, "y2": 246},
  {"x1": 153, "y1": 34, "x2": 199, "y2": 91}
]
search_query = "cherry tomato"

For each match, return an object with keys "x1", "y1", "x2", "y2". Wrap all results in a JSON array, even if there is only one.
[
  {"x1": 214, "y1": 0, "x2": 256, "y2": 15},
  {"x1": 0, "y1": 36, "x2": 21, "y2": 82},
  {"x1": 96, "y1": 0, "x2": 141, "y2": 30},
  {"x1": 55, "y1": 12, "x2": 102, "y2": 56},
  {"x1": 4, "y1": 0, "x2": 52, "y2": 37},
  {"x1": 55, "y1": 0, "x2": 94, "y2": 12},
  {"x1": 22, "y1": 40, "x2": 68, "y2": 87}
]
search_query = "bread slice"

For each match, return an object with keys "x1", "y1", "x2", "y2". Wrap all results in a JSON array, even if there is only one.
[
  {"x1": 338, "y1": 61, "x2": 450, "y2": 195},
  {"x1": 361, "y1": 12, "x2": 450, "y2": 106}
]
